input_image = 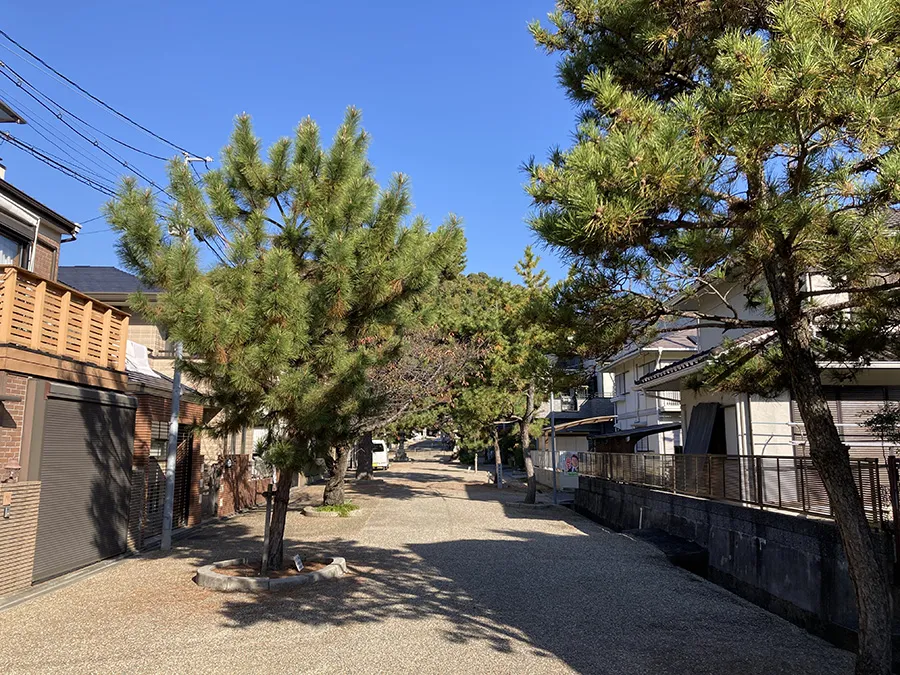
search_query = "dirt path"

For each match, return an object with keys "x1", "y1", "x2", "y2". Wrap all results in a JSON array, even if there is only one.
[{"x1": 0, "y1": 453, "x2": 853, "y2": 674}]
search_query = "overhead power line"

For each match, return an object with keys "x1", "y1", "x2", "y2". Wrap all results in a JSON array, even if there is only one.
[
  {"x1": 0, "y1": 86, "x2": 124, "y2": 181},
  {"x1": 0, "y1": 28, "x2": 203, "y2": 157},
  {"x1": 1, "y1": 131, "x2": 116, "y2": 197},
  {"x1": 0, "y1": 72, "x2": 169, "y2": 161},
  {"x1": 0, "y1": 63, "x2": 172, "y2": 197}
]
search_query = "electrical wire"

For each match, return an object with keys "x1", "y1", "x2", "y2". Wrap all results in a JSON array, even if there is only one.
[
  {"x1": 0, "y1": 93, "x2": 120, "y2": 189},
  {"x1": 0, "y1": 61, "x2": 169, "y2": 161},
  {"x1": 0, "y1": 87, "x2": 122, "y2": 181},
  {"x1": 0, "y1": 28, "x2": 203, "y2": 157},
  {"x1": 1, "y1": 131, "x2": 116, "y2": 196},
  {"x1": 0, "y1": 63, "x2": 172, "y2": 197},
  {"x1": 0, "y1": 39, "x2": 226, "y2": 259},
  {"x1": 21, "y1": 125, "x2": 118, "y2": 191}
]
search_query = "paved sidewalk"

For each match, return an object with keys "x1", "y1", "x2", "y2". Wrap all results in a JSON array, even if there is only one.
[{"x1": 0, "y1": 453, "x2": 853, "y2": 674}]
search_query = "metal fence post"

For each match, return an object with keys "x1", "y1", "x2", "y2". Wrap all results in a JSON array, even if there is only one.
[
  {"x1": 672, "y1": 455, "x2": 677, "y2": 493},
  {"x1": 798, "y1": 457, "x2": 807, "y2": 513},
  {"x1": 773, "y1": 457, "x2": 779, "y2": 510},
  {"x1": 756, "y1": 456, "x2": 764, "y2": 507}
]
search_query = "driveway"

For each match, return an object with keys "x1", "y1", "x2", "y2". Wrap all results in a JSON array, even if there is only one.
[{"x1": 0, "y1": 453, "x2": 853, "y2": 674}]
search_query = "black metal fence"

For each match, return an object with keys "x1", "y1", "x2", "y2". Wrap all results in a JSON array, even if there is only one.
[{"x1": 578, "y1": 452, "x2": 892, "y2": 528}]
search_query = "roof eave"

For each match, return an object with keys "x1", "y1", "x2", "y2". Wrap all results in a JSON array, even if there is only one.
[{"x1": 0, "y1": 178, "x2": 79, "y2": 236}]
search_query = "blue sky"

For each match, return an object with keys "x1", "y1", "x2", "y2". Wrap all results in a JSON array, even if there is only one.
[{"x1": 0, "y1": 1, "x2": 577, "y2": 281}]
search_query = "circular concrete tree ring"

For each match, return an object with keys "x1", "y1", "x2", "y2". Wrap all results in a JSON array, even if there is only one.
[{"x1": 195, "y1": 556, "x2": 348, "y2": 591}]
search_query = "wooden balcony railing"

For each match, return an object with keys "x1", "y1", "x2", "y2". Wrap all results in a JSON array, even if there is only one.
[{"x1": 0, "y1": 266, "x2": 129, "y2": 371}]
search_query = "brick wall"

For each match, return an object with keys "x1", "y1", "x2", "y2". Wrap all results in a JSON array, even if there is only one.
[
  {"x1": 129, "y1": 394, "x2": 205, "y2": 548},
  {"x1": 0, "y1": 481, "x2": 41, "y2": 597},
  {"x1": 217, "y1": 455, "x2": 269, "y2": 517},
  {"x1": 0, "y1": 374, "x2": 28, "y2": 476}
]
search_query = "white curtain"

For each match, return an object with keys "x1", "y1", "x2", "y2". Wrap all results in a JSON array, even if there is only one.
[{"x1": 0, "y1": 234, "x2": 19, "y2": 265}]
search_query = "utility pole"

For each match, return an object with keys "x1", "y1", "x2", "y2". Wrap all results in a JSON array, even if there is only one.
[
  {"x1": 160, "y1": 341, "x2": 183, "y2": 551},
  {"x1": 550, "y1": 390, "x2": 558, "y2": 505},
  {"x1": 160, "y1": 153, "x2": 212, "y2": 552}
]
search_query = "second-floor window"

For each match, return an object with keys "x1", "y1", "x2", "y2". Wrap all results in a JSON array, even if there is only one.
[
  {"x1": 615, "y1": 372, "x2": 627, "y2": 397},
  {"x1": 0, "y1": 231, "x2": 25, "y2": 266},
  {"x1": 636, "y1": 361, "x2": 656, "y2": 381}
]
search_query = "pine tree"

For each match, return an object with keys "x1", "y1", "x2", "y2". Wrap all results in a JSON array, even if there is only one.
[
  {"x1": 529, "y1": 2, "x2": 900, "y2": 671},
  {"x1": 511, "y1": 246, "x2": 553, "y2": 503},
  {"x1": 106, "y1": 108, "x2": 464, "y2": 568}
]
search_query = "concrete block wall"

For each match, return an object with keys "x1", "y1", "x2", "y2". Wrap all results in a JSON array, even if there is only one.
[
  {"x1": 0, "y1": 481, "x2": 40, "y2": 597},
  {"x1": 576, "y1": 476, "x2": 893, "y2": 644}
]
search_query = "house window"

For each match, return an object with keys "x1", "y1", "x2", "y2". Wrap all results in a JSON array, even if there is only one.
[
  {"x1": 636, "y1": 361, "x2": 655, "y2": 381},
  {"x1": 149, "y1": 421, "x2": 169, "y2": 458},
  {"x1": 615, "y1": 372, "x2": 627, "y2": 397},
  {"x1": 0, "y1": 232, "x2": 23, "y2": 266}
]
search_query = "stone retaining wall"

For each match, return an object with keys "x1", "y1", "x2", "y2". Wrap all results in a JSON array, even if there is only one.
[{"x1": 576, "y1": 475, "x2": 895, "y2": 648}]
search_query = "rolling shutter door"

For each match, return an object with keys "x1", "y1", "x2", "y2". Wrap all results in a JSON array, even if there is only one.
[
  {"x1": 791, "y1": 387, "x2": 840, "y2": 456},
  {"x1": 791, "y1": 386, "x2": 899, "y2": 459},
  {"x1": 32, "y1": 388, "x2": 136, "y2": 582}
]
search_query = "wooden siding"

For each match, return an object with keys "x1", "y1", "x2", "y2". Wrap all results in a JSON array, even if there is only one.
[{"x1": 0, "y1": 266, "x2": 129, "y2": 372}]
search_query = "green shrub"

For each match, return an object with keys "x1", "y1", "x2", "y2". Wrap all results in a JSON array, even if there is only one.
[{"x1": 314, "y1": 503, "x2": 360, "y2": 517}]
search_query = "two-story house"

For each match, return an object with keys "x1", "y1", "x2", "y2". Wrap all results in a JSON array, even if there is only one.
[
  {"x1": 58, "y1": 266, "x2": 267, "y2": 527},
  {"x1": 0, "y1": 170, "x2": 140, "y2": 597},
  {"x1": 591, "y1": 334, "x2": 698, "y2": 453},
  {"x1": 533, "y1": 358, "x2": 616, "y2": 490},
  {"x1": 633, "y1": 277, "x2": 900, "y2": 460}
]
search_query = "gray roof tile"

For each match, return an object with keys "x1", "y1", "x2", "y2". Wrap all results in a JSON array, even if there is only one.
[{"x1": 58, "y1": 266, "x2": 159, "y2": 294}]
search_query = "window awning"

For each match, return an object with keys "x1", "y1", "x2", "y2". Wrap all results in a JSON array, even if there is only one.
[{"x1": 0, "y1": 199, "x2": 38, "y2": 242}]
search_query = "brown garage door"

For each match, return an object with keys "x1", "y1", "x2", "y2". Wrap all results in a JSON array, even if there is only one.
[{"x1": 32, "y1": 387, "x2": 136, "y2": 583}]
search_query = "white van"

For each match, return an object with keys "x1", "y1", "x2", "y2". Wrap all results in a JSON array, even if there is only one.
[{"x1": 372, "y1": 439, "x2": 390, "y2": 470}]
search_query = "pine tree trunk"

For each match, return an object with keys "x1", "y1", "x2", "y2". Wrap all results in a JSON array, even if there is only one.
[
  {"x1": 356, "y1": 432, "x2": 374, "y2": 481},
  {"x1": 323, "y1": 445, "x2": 350, "y2": 506},
  {"x1": 765, "y1": 257, "x2": 892, "y2": 675},
  {"x1": 493, "y1": 425, "x2": 503, "y2": 489},
  {"x1": 266, "y1": 468, "x2": 293, "y2": 570},
  {"x1": 397, "y1": 436, "x2": 407, "y2": 461},
  {"x1": 522, "y1": 382, "x2": 537, "y2": 504}
]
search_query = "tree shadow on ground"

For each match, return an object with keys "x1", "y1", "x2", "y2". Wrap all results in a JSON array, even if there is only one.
[
  {"x1": 123, "y1": 451, "x2": 854, "y2": 675},
  {"x1": 190, "y1": 527, "x2": 851, "y2": 675}
]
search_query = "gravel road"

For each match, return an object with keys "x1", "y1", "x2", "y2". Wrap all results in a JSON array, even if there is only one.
[{"x1": 0, "y1": 452, "x2": 854, "y2": 674}]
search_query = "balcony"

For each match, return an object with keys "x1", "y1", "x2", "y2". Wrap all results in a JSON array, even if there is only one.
[
  {"x1": 0, "y1": 266, "x2": 129, "y2": 387},
  {"x1": 654, "y1": 390, "x2": 682, "y2": 412}
]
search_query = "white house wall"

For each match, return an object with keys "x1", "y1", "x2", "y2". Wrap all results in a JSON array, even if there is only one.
[
  {"x1": 679, "y1": 281, "x2": 771, "y2": 351},
  {"x1": 749, "y1": 392, "x2": 794, "y2": 456},
  {"x1": 680, "y1": 388, "x2": 793, "y2": 456},
  {"x1": 608, "y1": 351, "x2": 688, "y2": 453}
]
